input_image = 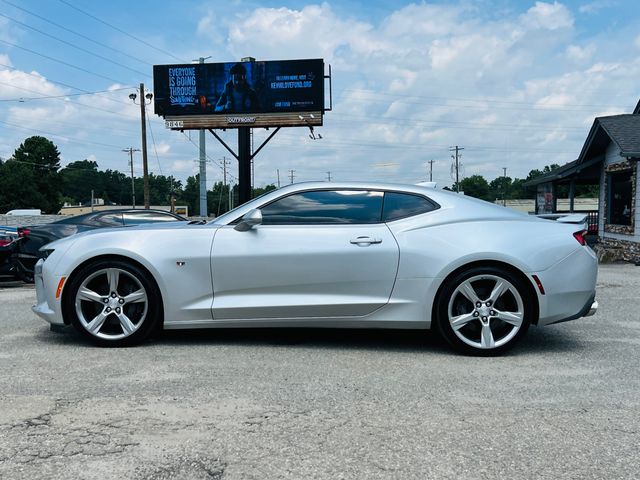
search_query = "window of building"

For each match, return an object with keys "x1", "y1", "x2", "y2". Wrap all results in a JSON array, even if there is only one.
[
  {"x1": 261, "y1": 190, "x2": 384, "y2": 224},
  {"x1": 607, "y1": 171, "x2": 633, "y2": 226}
]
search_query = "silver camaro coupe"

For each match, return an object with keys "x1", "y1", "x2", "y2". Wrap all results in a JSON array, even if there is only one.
[{"x1": 33, "y1": 182, "x2": 598, "y2": 355}]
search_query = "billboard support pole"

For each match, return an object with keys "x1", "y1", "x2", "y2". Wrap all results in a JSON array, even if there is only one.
[
  {"x1": 208, "y1": 129, "x2": 238, "y2": 160},
  {"x1": 238, "y1": 127, "x2": 252, "y2": 204},
  {"x1": 207, "y1": 126, "x2": 282, "y2": 205}
]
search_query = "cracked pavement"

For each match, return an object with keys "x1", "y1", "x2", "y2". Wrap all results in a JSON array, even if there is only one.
[{"x1": 0, "y1": 264, "x2": 639, "y2": 479}]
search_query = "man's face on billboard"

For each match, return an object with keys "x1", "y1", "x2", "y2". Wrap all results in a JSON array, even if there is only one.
[{"x1": 232, "y1": 73, "x2": 246, "y2": 87}]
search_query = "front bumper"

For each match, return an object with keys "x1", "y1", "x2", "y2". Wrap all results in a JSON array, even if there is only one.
[{"x1": 32, "y1": 259, "x2": 64, "y2": 325}]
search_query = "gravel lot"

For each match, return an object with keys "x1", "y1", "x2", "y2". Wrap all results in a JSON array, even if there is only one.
[{"x1": 0, "y1": 264, "x2": 638, "y2": 479}]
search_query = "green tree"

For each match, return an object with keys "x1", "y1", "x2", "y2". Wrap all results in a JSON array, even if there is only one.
[
  {"x1": 60, "y1": 159, "x2": 103, "y2": 205},
  {"x1": 182, "y1": 174, "x2": 200, "y2": 215},
  {"x1": 0, "y1": 136, "x2": 62, "y2": 213},
  {"x1": 454, "y1": 175, "x2": 491, "y2": 201},
  {"x1": 489, "y1": 176, "x2": 512, "y2": 202},
  {"x1": 102, "y1": 169, "x2": 132, "y2": 206}
]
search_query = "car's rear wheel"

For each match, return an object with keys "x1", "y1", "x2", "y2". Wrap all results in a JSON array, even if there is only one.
[
  {"x1": 63, "y1": 259, "x2": 161, "y2": 347},
  {"x1": 436, "y1": 266, "x2": 532, "y2": 355}
]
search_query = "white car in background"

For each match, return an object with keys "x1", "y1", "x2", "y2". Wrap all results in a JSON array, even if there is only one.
[{"x1": 32, "y1": 182, "x2": 597, "y2": 355}]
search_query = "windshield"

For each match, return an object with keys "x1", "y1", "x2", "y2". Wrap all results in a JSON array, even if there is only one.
[{"x1": 210, "y1": 189, "x2": 278, "y2": 224}]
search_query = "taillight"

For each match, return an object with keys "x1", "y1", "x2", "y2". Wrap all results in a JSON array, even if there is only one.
[
  {"x1": 17, "y1": 228, "x2": 30, "y2": 238},
  {"x1": 573, "y1": 230, "x2": 587, "y2": 246}
]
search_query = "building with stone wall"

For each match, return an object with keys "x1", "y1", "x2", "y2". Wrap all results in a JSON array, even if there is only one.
[{"x1": 524, "y1": 99, "x2": 640, "y2": 262}]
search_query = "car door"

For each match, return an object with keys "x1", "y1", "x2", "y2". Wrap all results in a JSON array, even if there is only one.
[{"x1": 211, "y1": 189, "x2": 400, "y2": 320}]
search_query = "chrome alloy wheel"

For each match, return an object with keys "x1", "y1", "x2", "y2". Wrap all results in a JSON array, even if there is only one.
[
  {"x1": 74, "y1": 268, "x2": 148, "y2": 340},
  {"x1": 447, "y1": 274, "x2": 524, "y2": 350}
]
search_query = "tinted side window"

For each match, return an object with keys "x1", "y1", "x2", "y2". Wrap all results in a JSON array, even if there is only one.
[
  {"x1": 92, "y1": 213, "x2": 123, "y2": 227},
  {"x1": 261, "y1": 190, "x2": 383, "y2": 224},
  {"x1": 382, "y1": 192, "x2": 437, "y2": 221},
  {"x1": 122, "y1": 212, "x2": 179, "y2": 225}
]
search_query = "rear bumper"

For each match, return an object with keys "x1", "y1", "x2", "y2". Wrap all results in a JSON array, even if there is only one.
[
  {"x1": 535, "y1": 246, "x2": 598, "y2": 327},
  {"x1": 543, "y1": 294, "x2": 597, "y2": 326}
]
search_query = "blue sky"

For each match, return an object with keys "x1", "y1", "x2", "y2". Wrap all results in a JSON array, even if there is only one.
[{"x1": 1, "y1": 0, "x2": 639, "y2": 190}]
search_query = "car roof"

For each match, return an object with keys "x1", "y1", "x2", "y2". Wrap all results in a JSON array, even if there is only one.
[
  {"x1": 213, "y1": 181, "x2": 526, "y2": 225},
  {"x1": 54, "y1": 209, "x2": 185, "y2": 224}
]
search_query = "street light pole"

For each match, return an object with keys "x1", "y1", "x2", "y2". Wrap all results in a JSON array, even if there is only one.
[
  {"x1": 129, "y1": 86, "x2": 153, "y2": 209},
  {"x1": 139, "y1": 83, "x2": 150, "y2": 209}
]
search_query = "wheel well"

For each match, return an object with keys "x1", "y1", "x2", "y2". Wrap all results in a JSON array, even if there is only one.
[
  {"x1": 61, "y1": 254, "x2": 163, "y2": 325},
  {"x1": 431, "y1": 260, "x2": 540, "y2": 326}
]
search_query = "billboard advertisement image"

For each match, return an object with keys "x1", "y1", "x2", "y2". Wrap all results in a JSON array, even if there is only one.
[{"x1": 153, "y1": 59, "x2": 325, "y2": 128}]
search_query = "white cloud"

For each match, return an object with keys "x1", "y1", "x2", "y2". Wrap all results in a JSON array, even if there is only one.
[
  {"x1": 0, "y1": 67, "x2": 63, "y2": 100},
  {"x1": 2, "y1": 1, "x2": 639, "y2": 189},
  {"x1": 521, "y1": 2, "x2": 574, "y2": 30},
  {"x1": 566, "y1": 44, "x2": 595, "y2": 62},
  {"x1": 0, "y1": 53, "x2": 11, "y2": 67},
  {"x1": 579, "y1": 1, "x2": 616, "y2": 14},
  {"x1": 223, "y1": 4, "x2": 375, "y2": 61}
]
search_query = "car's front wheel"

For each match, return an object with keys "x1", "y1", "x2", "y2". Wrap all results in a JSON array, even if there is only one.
[
  {"x1": 436, "y1": 266, "x2": 533, "y2": 355},
  {"x1": 63, "y1": 259, "x2": 161, "y2": 347}
]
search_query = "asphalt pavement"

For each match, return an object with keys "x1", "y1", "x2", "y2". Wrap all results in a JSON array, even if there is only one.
[{"x1": 0, "y1": 264, "x2": 638, "y2": 479}]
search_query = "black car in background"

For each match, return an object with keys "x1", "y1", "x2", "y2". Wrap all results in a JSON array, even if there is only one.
[
  {"x1": 11, "y1": 209, "x2": 187, "y2": 282},
  {"x1": 0, "y1": 227, "x2": 19, "y2": 278}
]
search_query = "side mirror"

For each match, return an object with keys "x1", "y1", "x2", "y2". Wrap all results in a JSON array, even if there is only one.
[{"x1": 234, "y1": 209, "x2": 263, "y2": 231}]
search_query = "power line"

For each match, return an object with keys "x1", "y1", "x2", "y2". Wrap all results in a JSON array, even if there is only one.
[
  {"x1": 341, "y1": 88, "x2": 630, "y2": 111},
  {"x1": 180, "y1": 132, "x2": 238, "y2": 183},
  {"x1": 1, "y1": 0, "x2": 152, "y2": 67},
  {"x1": 333, "y1": 113, "x2": 587, "y2": 133},
  {"x1": 0, "y1": 119, "x2": 127, "y2": 150},
  {"x1": 0, "y1": 12, "x2": 150, "y2": 78},
  {"x1": 144, "y1": 103, "x2": 163, "y2": 175},
  {"x1": 0, "y1": 38, "x2": 126, "y2": 84},
  {"x1": 0, "y1": 84, "x2": 132, "y2": 102},
  {"x1": 0, "y1": 62, "x2": 131, "y2": 106},
  {"x1": 57, "y1": 0, "x2": 184, "y2": 63},
  {"x1": 0, "y1": 79, "x2": 135, "y2": 116},
  {"x1": 275, "y1": 132, "x2": 576, "y2": 154}
]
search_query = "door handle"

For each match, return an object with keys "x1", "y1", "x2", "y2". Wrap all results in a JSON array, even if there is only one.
[{"x1": 350, "y1": 236, "x2": 382, "y2": 245}]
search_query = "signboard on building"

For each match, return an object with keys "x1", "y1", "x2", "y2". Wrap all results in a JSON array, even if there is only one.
[
  {"x1": 536, "y1": 183, "x2": 555, "y2": 214},
  {"x1": 153, "y1": 59, "x2": 325, "y2": 129}
]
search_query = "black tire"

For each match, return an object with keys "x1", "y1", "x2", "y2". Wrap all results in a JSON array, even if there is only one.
[
  {"x1": 63, "y1": 259, "x2": 162, "y2": 347},
  {"x1": 435, "y1": 266, "x2": 533, "y2": 356}
]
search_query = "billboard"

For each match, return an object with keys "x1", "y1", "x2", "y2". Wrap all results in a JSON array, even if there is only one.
[{"x1": 153, "y1": 58, "x2": 325, "y2": 129}]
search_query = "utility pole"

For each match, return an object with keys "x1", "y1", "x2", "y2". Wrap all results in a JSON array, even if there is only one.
[
  {"x1": 449, "y1": 146, "x2": 464, "y2": 192},
  {"x1": 250, "y1": 130, "x2": 255, "y2": 198},
  {"x1": 139, "y1": 83, "x2": 150, "y2": 209},
  {"x1": 122, "y1": 147, "x2": 140, "y2": 208},
  {"x1": 289, "y1": 169, "x2": 295, "y2": 184},
  {"x1": 502, "y1": 167, "x2": 508, "y2": 206},
  {"x1": 221, "y1": 156, "x2": 231, "y2": 216},
  {"x1": 428, "y1": 160, "x2": 434, "y2": 182},
  {"x1": 277, "y1": 169, "x2": 281, "y2": 188},
  {"x1": 169, "y1": 177, "x2": 176, "y2": 213},
  {"x1": 326, "y1": 171, "x2": 332, "y2": 182}
]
